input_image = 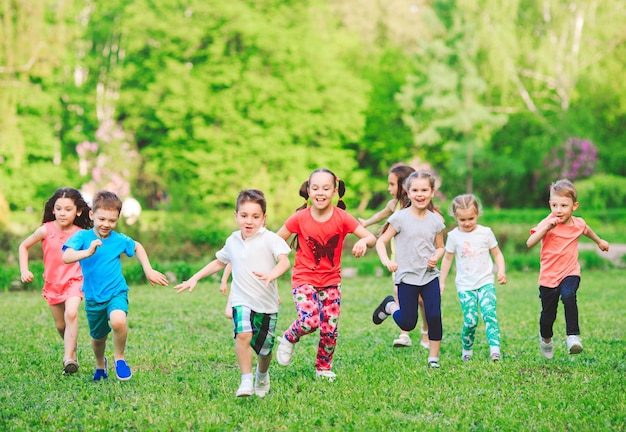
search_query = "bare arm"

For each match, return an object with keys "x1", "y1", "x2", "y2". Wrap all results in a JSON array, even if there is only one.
[
  {"x1": 253, "y1": 254, "x2": 291, "y2": 287},
  {"x1": 134, "y1": 241, "x2": 169, "y2": 286},
  {"x1": 527, "y1": 217, "x2": 558, "y2": 248},
  {"x1": 351, "y1": 224, "x2": 377, "y2": 258},
  {"x1": 428, "y1": 232, "x2": 445, "y2": 269},
  {"x1": 359, "y1": 199, "x2": 396, "y2": 227},
  {"x1": 376, "y1": 226, "x2": 398, "y2": 272},
  {"x1": 439, "y1": 251, "x2": 454, "y2": 294},
  {"x1": 276, "y1": 225, "x2": 292, "y2": 242},
  {"x1": 63, "y1": 239, "x2": 102, "y2": 264},
  {"x1": 175, "y1": 259, "x2": 227, "y2": 293},
  {"x1": 18, "y1": 226, "x2": 47, "y2": 283},
  {"x1": 490, "y1": 245, "x2": 507, "y2": 284},
  {"x1": 584, "y1": 226, "x2": 609, "y2": 252},
  {"x1": 219, "y1": 262, "x2": 232, "y2": 295}
]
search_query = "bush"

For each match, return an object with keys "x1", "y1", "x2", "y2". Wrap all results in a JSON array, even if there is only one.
[{"x1": 576, "y1": 174, "x2": 626, "y2": 210}]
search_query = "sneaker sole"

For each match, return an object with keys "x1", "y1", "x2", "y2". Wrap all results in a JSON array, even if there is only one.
[
  {"x1": 569, "y1": 345, "x2": 583, "y2": 355},
  {"x1": 63, "y1": 360, "x2": 79, "y2": 375}
]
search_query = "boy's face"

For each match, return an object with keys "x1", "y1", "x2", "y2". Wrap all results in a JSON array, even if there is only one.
[
  {"x1": 235, "y1": 202, "x2": 265, "y2": 239},
  {"x1": 90, "y1": 208, "x2": 120, "y2": 239},
  {"x1": 549, "y1": 194, "x2": 579, "y2": 224}
]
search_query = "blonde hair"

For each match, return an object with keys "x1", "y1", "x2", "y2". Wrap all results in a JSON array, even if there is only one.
[
  {"x1": 449, "y1": 194, "x2": 482, "y2": 217},
  {"x1": 550, "y1": 179, "x2": 577, "y2": 202}
]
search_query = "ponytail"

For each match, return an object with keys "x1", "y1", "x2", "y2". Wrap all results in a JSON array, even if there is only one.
[{"x1": 336, "y1": 178, "x2": 346, "y2": 210}]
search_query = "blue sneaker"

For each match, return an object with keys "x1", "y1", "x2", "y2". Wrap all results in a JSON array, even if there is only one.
[
  {"x1": 115, "y1": 359, "x2": 132, "y2": 381},
  {"x1": 93, "y1": 357, "x2": 108, "y2": 382}
]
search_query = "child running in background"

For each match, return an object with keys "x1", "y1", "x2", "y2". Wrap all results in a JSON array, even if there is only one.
[
  {"x1": 19, "y1": 187, "x2": 92, "y2": 375},
  {"x1": 63, "y1": 190, "x2": 168, "y2": 381},
  {"x1": 527, "y1": 179, "x2": 609, "y2": 358},
  {"x1": 175, "y1": 190, "x2": 291, "y2": 398},
  {"x1": 359, "y1": 164, "x2": 429, "y2": 349},
  {"x1": 440, "y1": 194, "x2": 507, "y2": 362},
  {"x1": 275, "y1": 168, "x2": 376, "y2": 381},
  {"x1": 372, "y1": 171, "x2": 445, "y2": 368}
]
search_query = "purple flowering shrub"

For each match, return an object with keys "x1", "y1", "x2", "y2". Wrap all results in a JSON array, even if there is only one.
[{"x1": 544, "y1": 137, "x2": 598, "y2": 181}]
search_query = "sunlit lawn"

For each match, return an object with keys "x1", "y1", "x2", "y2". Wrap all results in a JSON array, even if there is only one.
[{"x1": 1, "y1": 269, "x2": 625, "y2": 431}]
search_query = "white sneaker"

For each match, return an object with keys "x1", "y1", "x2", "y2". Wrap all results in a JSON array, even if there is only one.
[
  {"x1": 315, "y1": 369, "x2": 337, "y2": 381},
  {"x1": 236, "y1": 377, "x2": 254, "y2": 397},
  {"x1": 540, "y1": 338, "x2": 554, "y2": 359},
  {"x1": 567, "y1": 335, "x2": 583, "y2": 354},
  {"x1": 254, "y1": 373, "x2": 270, "y2": 398},
  {"x1": 393, "y1": 333, "x2": 412, "y2": 347},
  {"x1": 420, "y1": 330, "x2": 430, "y2": 349},
  {"x1": 276, "y1": 336, "x2": 294, "y2": 366}
]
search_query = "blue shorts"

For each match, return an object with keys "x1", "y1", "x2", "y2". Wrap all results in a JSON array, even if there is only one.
[
  {"x1": 232, "y1": 305, "x2": 277, "y2": 357},
  {"x1": 85, "y1": 291, "x2": 129, "y2": 339}
]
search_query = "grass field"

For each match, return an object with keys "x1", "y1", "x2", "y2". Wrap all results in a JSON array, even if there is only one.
[{"x1": 1, "y1": 270, "x2": 625, "y2": 431}]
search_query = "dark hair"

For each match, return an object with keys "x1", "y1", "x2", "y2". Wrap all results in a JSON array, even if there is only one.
[
  {"x1": 42, "y1": 187, "x2": 92, "y2": 229},
  {"x1": 389, "y1": 164, "x2": 416, "y2": 208},
  {"x1": 295, "y1": 168, "x2": 346, "y2": 212},
  {"x1": 236, "y1": 189, "x2": 266, "y2": 214},
  {"x1": 92, "y1": 190, "x2": 123, "y2": 214}
]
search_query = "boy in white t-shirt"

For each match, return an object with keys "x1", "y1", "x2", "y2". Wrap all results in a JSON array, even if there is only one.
[{"x1": 175, "y1": 190, "x2": 291, "y2": 398}]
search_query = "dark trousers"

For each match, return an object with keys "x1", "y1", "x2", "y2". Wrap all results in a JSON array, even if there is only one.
[
  {"x1": 394, "y1": 278, "x2": 443, "y2": 341},
  {"x1": 539, "y1": 275, "x2": 581, "y2": 339}
]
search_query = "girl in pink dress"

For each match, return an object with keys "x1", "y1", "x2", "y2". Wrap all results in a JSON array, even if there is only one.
[{"x1": 19, "y1": 187, "x2": 92, "y2": 375}]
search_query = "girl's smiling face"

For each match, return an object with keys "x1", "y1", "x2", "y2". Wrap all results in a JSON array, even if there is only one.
[
  {"x1": 407, "y1": 177, "x2": 435, "y2": 210},
  {"x1": 308, "y1": 172, "x2": 337, "y2": 211}
]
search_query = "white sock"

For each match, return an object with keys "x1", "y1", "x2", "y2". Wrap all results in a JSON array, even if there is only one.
[
  {"x1": 490, "y1": 346, "x2": 500, "y2": 356},
  {"x1": 384, "y1": 301, "x2": 395, "y2": 314},
  {"x1": 462, "y1": 349, "x2": 473, "y2": 357},
  {"x1": 256, "y1": 369, "x2": 268, "y2": 380},
  {"x1": 428, "y1": 356, "x2": 439, "y2": 363},
  {"x1": 241, "y1": 373, "x2": 253, "y2": 382}
]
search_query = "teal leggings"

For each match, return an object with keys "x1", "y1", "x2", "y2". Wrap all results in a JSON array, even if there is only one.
[{"x1": 457, "y1": 284, "x2": 500, "y2": 350}]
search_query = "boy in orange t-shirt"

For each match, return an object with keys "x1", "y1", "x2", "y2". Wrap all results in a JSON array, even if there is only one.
[{"x1": 527, "y1": 179, "x2": 609, "y2": 359}]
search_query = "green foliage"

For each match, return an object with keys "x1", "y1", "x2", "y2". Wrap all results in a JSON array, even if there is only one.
[{"x1": 575, "y1": 174, "x2": 626, "y2": 210}]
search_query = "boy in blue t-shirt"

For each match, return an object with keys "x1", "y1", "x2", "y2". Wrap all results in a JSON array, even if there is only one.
[{"x1": 63, "y1": 190, "x2": 168, "y2": 381}]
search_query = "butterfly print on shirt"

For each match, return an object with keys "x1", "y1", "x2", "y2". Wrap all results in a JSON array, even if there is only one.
[{"x1": 306, "y1": 234, "x2": 340, "y2": 267}]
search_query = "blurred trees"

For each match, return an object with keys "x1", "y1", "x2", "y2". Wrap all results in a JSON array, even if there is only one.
[{"x1": 1, "y1": 0, "x2": 625, "y2": 219}]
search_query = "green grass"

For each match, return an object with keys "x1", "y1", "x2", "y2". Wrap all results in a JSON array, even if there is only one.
[{"x1": 1, "y1": 270, "x2": 625, "y2": 431}]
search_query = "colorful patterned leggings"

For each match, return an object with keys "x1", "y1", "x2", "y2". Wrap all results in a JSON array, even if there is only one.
[
  {"x1": 457, "y1": 283, "x2": 500, "y2": 350},
  {"x1": 283, "y1": 284, "x2": 341, "y2": 372}
]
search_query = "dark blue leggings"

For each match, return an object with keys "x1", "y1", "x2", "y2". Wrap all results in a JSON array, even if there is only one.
[{"x1": 393, "y1": 278, "x2": 443, "y2": 341}]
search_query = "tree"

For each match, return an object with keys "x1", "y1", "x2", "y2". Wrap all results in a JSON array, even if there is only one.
[{"x1": 396, "y1": 1, "x2": 506, "y2": 196}]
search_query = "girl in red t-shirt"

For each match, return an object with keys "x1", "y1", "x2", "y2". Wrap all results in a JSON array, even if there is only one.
[{"x1": 274, "y1": 168, "x2": 376, "y2": 380}]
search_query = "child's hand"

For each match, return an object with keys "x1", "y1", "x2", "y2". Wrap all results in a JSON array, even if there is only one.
[
  {"x1": 352, "y1": 239, "x2": 368, "y2": 258},
  {"x1": 21, "y1": 270, "x2": 34, "y2": 284},
  {"x1": 358, "y1": 218, "x2": 367, "y2": 227},
  {"x1": 219, "y1": 280, "x2": 228, "y2": 295},
  {"x1": 88, "y1": 239, "x2": 102, "y2": 255},
  {"x1": 252, "y1": 271, "x2": 274, "y2": 288},
  {"x1": 175, "y1": 279, "x2": 198, "y2": 293},
  {"x1": 427, "y1": 256, "x2": 439, "y2": 269},
  {"x1": 439, "y1": 282, "x2": 445, "y2": 294},
  {"x1": 383, "y1": 260, "x2": 398, "y2": 273},
  {"x1": 146, "y1": 269, "x2": 169, "y2": 287},
  {"x1": 497, "y1": 272, "x2": 507, "y2": 285},
  {"x1": 546, "y1": 215, "x2": 560, "y2": 229},
  {"x1": 597, "y1": 239, "x2": 609, "y2": 252}
]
